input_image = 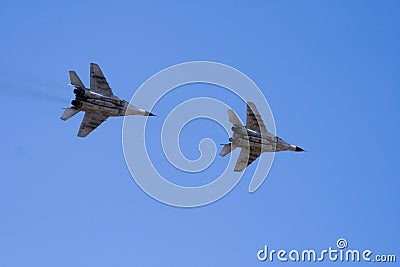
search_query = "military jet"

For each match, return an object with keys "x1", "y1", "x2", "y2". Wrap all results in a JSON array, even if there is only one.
[
  {"x1": 61, "y1": 63, "x2": 154, "y2": 137},
  {"x1": 220, "y1": 102, "x2": 304, "y2": 172}
]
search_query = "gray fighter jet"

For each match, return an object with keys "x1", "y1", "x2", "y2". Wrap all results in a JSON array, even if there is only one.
[
  {"x1": 61, "y1": 63, "x2": 154, "y2": 137},
  {"x1": 220, "y1": 102, "x2": 304, "y2": 172}
]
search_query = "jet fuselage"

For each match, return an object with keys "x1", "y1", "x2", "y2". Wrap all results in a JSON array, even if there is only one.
[
  {"x1": 231, "y1": 125, "x2": 301, "y2": 152},
  {"x1": 71, "y1": 88, "x2": 151, "y2": 117}
]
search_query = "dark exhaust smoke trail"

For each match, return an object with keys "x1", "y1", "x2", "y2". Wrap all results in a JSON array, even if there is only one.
[
  {"x1": 0, "y1": 67, "x2": 71, "y2": 105},
  {"x1": 0, "y1": 82, "x2": 69, "y2": 104}
]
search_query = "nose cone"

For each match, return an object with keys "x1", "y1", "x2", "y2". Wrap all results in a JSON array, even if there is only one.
[
  {"x1": 125, "y1": 104, "x2": 155, "y2": 116},
  {"x1": 295, "y1": 146, "x2": 304, "y2": 152}
]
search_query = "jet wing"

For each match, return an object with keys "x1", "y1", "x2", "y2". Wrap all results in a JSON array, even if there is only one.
[
  {"x1": 234, "y1": 146, "x2": 262, "y2": 172},
  {"x1": 90, "y1": 63, "x2": 114, "y2": 96},
  {"x1": 77, "y1": 112, "x2": 108, "y2": 137},
  {"x1": 246, "y1": 102, "x2": 268, "y2": 134}
]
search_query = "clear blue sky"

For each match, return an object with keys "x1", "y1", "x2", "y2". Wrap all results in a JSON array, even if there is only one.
[{"x1": 1, "y1": 1, "x2": 399, "y2": 266}]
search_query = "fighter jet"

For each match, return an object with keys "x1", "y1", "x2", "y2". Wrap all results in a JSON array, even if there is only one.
[
  {"x1": 61, "y1": 63, "x2": 154, "y2": 137},
  {"x1": 220, "y1": 102, "x2": 304, "y2": 172}
]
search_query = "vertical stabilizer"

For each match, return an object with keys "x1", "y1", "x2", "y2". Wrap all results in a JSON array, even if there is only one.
[
  {"x1": 69, "y1": 71, "x2": 85, "y2": 88},
  {"x1": 228, "y1": 110, "x2": 242, "y2": 126}
]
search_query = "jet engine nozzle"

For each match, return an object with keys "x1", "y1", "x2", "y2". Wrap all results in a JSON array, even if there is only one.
[
  {"x1": 73, "y1": 88, "x2": 85, "y2": 96},
  {"x1": 71, "y1": 99, "x2": 82, "y2": 108}
]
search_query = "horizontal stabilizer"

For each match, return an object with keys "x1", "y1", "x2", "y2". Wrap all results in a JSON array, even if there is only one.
[
  {"x1": 60, "y1": 108, "x2": 80, "y2": 121},
  {"x1": 219, "y1": 144, "x2": 233, "y2": 157},
  {"x1": 69, "y1": 71, "x2": 85, "y2": 88},
  {"x1": 228, "y1": 110, "x2": 242, "y2": 126}
]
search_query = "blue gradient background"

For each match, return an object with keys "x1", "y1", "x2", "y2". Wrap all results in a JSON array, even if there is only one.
[{"x1": 1, "y1": 1, "x2": 399, "y2": 266}]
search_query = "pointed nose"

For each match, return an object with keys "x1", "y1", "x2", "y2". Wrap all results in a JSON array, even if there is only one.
[
  {"x1": 125, "y1": 104, "x2": 155, "y2": 116},
  {"x1": 295, "y1": 146, "x2": 304, "y2": 152}
]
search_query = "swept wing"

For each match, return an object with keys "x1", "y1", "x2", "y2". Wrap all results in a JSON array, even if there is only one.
[
  {"x1": 77, "y1": 112, "x2": 108, "y2": 137},
  {"x1": 90, "y1": 63, "x2": 114, "y2": 96},
  {"x1": 246, "y1": 102, "x2": 268, "y2": 134},
  {"x1": 234, "y1": 145, "x2": 262, "y2": 172}
]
